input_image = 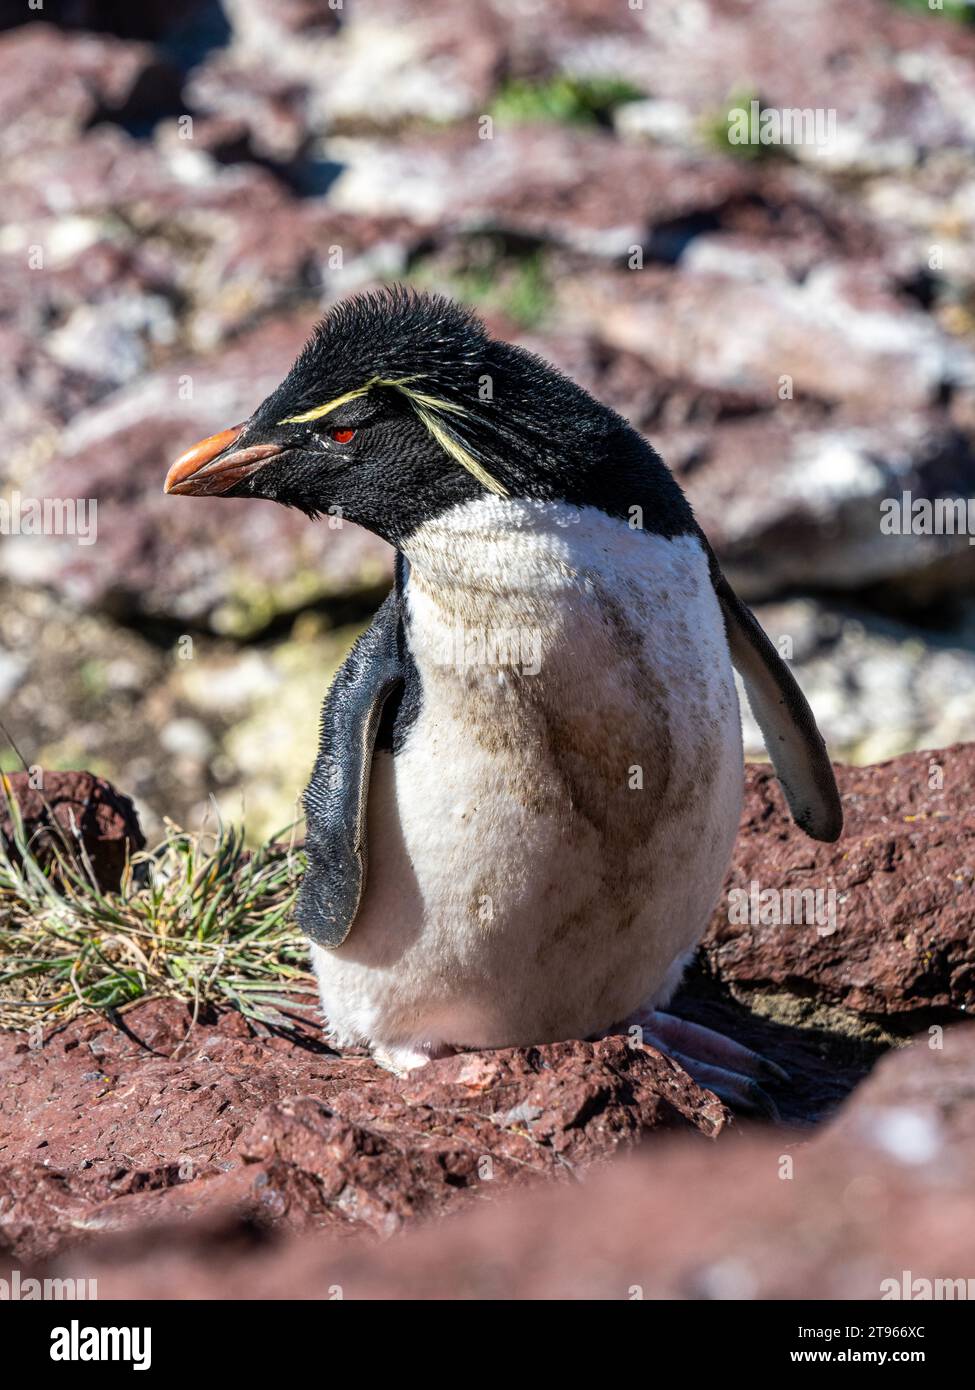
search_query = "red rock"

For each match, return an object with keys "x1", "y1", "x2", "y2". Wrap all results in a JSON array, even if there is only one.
[
  {"x1": 0, "y1": 24, "x2": 181, "y2": 164},
  {"x1": 178, "y1": 70, "x2": 312, "y2": 166},
  {"x1": 35, "y1": 1023, "x2": 975, "y2": 1299},
  {"x1": 0, "y1": 123, "x2": 175, "y2": 225},
  {"x1": 210, "y1": 0, "x2": 503, "y2": 129},
  {"x1": 577, "y1": 264, "x2": 974, "y2": 419},
  {"x1": 0, "y1": 1164, "x2": 98, "y2": 1265},
  {"x1": 0, "y1": 769, "x2": 145, "y2": 891},
  {"x1": 221, "y1": 0, "x2": 343, "y2": 45},
  {"x1": 328, "y1": 128, "x2": 768, "y2": 257},
  {"x1": 674, "y1": 413, "x2": 975, "y2": 603},
  {"x1": 0, "y1": 316, "x2": 393, "y2": 633},
  {"x1": 0, "y1": 999, "x2": 726, "y2": 1262},
  {"x1": 553, "y1": 0, "x2": 975, "y2": 170},
  {"x1": 544, "y1": 260, "x2": 975, "y2": 602},
  {"x1": 3, "y1": 749, "x2": 975, "y2": 1284},
  {"x1": 704, "y1": 748, "x2": 975, "y2": 1017}
]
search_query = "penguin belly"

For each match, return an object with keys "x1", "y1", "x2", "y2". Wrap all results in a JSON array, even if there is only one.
[{"x1": 310, "y1": 500, "x2": 744, "y2": 1067}]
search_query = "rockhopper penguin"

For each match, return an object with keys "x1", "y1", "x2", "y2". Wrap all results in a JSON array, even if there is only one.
[{"x1": 165, "y1": 289, "x2": 842, "y2": 1108}]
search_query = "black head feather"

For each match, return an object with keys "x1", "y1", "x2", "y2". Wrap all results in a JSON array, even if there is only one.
[
  {"x1": 214, "y1": 286, "x2": 697, "y2": 545},
  {"x1": 264, "y1": 287, "x2": 489, "y2": 423}
]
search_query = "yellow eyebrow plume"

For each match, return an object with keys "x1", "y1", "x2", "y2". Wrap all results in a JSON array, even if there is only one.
[
  {"x1": 279, "y1": 387, "x2": 369, "y2": 423},
  {"x1": 277, "y1": 376, "x2": 418, "y2": 424},
  {"x1": 410, "y1": 405, "x2": 507, "y2": 496},
  {"x1": 278, "y1": 376, "x2": 508, "y2": 496}
]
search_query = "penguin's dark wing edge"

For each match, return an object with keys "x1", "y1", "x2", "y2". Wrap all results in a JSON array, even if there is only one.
[
  {"x1": 297, "y1": 591, "x2": 405, "y2": 947},
  {"x1": 714, "y1": 572, "x2": 843, "y2": 843}
]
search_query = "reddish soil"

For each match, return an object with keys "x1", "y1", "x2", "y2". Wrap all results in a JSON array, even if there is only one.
[{"x1": 2, "y1": 747, "x2": 974, "y2": 1295}]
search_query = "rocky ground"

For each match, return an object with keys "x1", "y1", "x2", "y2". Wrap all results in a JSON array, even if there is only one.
[
  {"x1": 1, "y1": 0, "x2": 974, "y2": 838},
  {"x1": 1, "y1": 745, "x2": 972, "y2": 1296}
]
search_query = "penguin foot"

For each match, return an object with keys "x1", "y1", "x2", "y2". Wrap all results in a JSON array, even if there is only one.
[
  {"x1": 371, "y1": 1040, "x2": 458, "y2": 1074},
  {"x1": 611, "y1": 1009, "x2": 787, "y2": 1120}
]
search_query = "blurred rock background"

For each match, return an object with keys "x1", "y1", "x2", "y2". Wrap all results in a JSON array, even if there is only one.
[{"x1": 1, "y1": 0, "x2": 974, "y2": 842}]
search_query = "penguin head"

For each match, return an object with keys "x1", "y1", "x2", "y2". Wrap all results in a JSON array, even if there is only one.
[{"x1": 164, "y1": 286, "x2": 687, "y2": 545}]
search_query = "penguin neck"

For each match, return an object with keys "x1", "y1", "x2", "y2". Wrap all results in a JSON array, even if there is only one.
[
  {"x1": 398, "y1": 496, "x2": 594, "y2": 685},
  {"x1": 399, "y1": 495, "x2": 587, "y2": 608}
]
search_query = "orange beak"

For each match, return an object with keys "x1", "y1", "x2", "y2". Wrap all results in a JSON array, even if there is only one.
[{"x1": 163, "y1": 425, "x2": 283, "y2": 496}]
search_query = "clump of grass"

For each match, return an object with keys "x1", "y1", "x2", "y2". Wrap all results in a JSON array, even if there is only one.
[
  {"x1": 0, "y1": 791, "x2": 314, "y2": 1033},
  {"x1": 491, "y1": 73, "x2": 643, "y2": 127},
  {"x1": 409, "y1": 239, "x2": 554, "y2": 329},
  {"x1": 889, "y1": 0, "x2": 974, "y2": 22},
  {"x1": 701, "y1": 88, "x2": 779, "y2": 162},
  {"x1": 449, "y1": 251, "x2": 553, "y2": 328}
]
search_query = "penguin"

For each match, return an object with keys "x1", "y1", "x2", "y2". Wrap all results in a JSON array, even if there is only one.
[{"x1": 165, "y1": 288, "x2": 842, "y2": 1110}]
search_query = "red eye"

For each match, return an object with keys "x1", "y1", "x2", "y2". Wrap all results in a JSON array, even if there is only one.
[{"x1": 330, "y1": 427, "x2": 356, "y2": 444}]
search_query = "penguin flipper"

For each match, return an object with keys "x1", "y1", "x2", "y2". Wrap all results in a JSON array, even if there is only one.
[
  {"x1": 714, "y1": 573, "x2": 843, "y2": 843},
  {"x1": 297, "y1": 591, "x2": 405, "y2": 947}
]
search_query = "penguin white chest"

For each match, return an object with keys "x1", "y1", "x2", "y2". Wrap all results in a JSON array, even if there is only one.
[{"x1": 310, "y1": 498, "x2": 743, "y2": 1064}]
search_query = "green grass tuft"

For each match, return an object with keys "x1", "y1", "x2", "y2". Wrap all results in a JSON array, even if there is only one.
[
  {"x1": 491, "y1": 73, "x2": 643, "y2": 127},
  {"x1": 0, "y1": 784, "x2": 314, "y2": 1033},
  {"x1": 888, "y1": 0, "x2": 974, "y2": 22},
  {"x1": 702, "y1": 89, "x2": 779, "y2": 162},
  {"x1": 409, "y1": 241, "x2": 554, "y2": 329}
]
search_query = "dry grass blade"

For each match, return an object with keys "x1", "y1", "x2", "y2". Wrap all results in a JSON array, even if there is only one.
[{"x1": 0, "y1": 801, "x2": 314, "y2": 1032}]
